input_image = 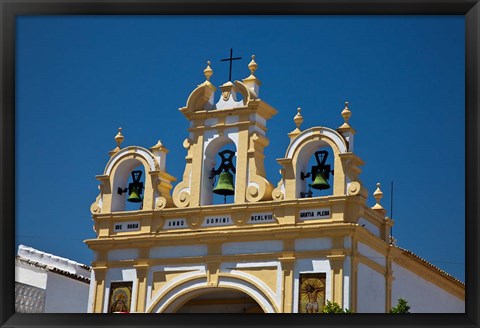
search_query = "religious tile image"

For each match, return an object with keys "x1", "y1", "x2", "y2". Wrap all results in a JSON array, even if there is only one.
[
  {"x1": 299, "y1": 273, "x2": 326, "y2": 313},
  {"x1": 108, "y1": 281, "x2": 132, "y2": 313}
]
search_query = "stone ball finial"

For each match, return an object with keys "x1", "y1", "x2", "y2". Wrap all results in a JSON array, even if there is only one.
[
  {"x1": 372, "y1": 182, "x2": 384, "y2": 210},
  {"x1": 294, "y1": 107, "x2": 304, "y2": 129},
  {"x1": 248, "y1": 55, "x2": 258, "y2": 76},
  {"x1": 342, "y1": 101, "x2": 351, "y2": 123},
  {"x1": 338, "y1": 101, "x2": 353, "y2": 131},
  {"x1": 109, "y1": 127, "x2": 124, "y2": 157},
  {"x1": 114, "y1": 127, "x2": 124, "y2": 148},
  {"x1": 204, "y1": 60, "x2": 213, "y2": 81},
  {"x1": 288, "y1": 107, "x2": 304, "y2": 139}
]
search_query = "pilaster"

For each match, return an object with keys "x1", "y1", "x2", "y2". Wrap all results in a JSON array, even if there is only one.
[
  {"x1": 350, "y1": 255, "x2": 358, "y2": 313},
  {"x1": 327, "y1": 253, "x2": 345, "y2": 307},
  {"x1": 279, "y1": 255, "x2": 295, "y2": 313},
  {"x1": 189, "y1": 134, "x2": 204, "y2": 207},
  {"x1": 134, "y1": 263, "x2": 149, "y2": 313},
  {"x1": 92, "y1": 266, "x2": 107, "y2": 313},
  {"x1": 234, "y1": 128, "x2": 249, "y2": 203},
  {"x1": 385, "y1": 249, "x2": 394, "y2": 312}
]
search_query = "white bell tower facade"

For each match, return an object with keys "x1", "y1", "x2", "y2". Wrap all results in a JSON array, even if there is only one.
[
  {"x1": 85, "y1": 55, "x2": 464, "y2": 314},
  {"x1": 172, "y1": 56, "x2": 276, "y2": 208}
]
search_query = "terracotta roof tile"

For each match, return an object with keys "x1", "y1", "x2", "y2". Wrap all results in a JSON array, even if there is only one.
[{"x1": 16, "y1": 256, "x2": 91, "y2": 284}]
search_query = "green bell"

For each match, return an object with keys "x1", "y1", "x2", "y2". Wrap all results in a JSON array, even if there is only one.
[
  {"x1": 311, "y1": 172, "x2": 330, "y2": 190},
  {"x1": 127, "y1": 187, "x2": 143, "y2": 203},
  {"x1": 213, "y1": 171, "x2": 235, "y2": 196}
]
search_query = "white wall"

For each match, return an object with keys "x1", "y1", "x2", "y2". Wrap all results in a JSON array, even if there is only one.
[
  {"x1": 295, "y1": 238, "x2": 331, "y2": 251},
  {"x1": 15, "y1": 261, "x2": 48, "y2": 289},
  {"x1": 150, "y1": 245, "x2": 208, "y2": 258},
  {"x1": 343, "y1": 256, "x2": 351, "y2": 310},
  {"x1": 356, "y1": 263, "x2": 385, "y2": 313},
  {"x1": 358, "y1": 217, "x2": 380, "y2": 237},
  {"x1": 108, "y1": 248, "x2": 139, "y2": 261},
  {"x1": 87, "y1": 270, "x2": 96, "y2": 313},
  {"x1": 222, "y1": 240, "x2": 283, "y2": 255},
  {"x1": 44, "y1": 271, "x2": 90, "y2": 313},
  {"x1": 391, "y1": 262, "x2": 464, "y2": 313},
  {"x1": 357, "y1": 242, "x2": 386, "y2": 267},
  {"x1": 16, "y1": 260, "x2": 90, "y2": 313}
]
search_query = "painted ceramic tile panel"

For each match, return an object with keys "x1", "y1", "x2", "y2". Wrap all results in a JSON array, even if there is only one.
[
  {"x1": 108, "y1": 281, "x2": 132, "y2": 313},
  {"x1": 299, "y1": 273, "x2": 326, "y2": 313}
]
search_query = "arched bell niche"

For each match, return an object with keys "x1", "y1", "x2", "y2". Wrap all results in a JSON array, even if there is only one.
[
  {"x1": 299, "y1": 145, "x2": 335, "y2": 198},
  {"x1": 202, "y1": 135, "x2": 238, "y2": 206},
  {"x1": 124, "y1": 164, "x2": 145, "y2": 211},
  {"x1": 287, "y1": 127, "x2": 347, "y2": 199},
  {"x1": 110, "y1": 157, "x2": 151, "y2": 212}
]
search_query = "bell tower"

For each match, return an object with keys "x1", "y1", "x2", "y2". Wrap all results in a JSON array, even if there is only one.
[
  {"x1": 85, "y1": 52, "x2": 464, "y2": 314},
  {"x1": 172, "y1": 55, "x2": 277, "y2": 207}
]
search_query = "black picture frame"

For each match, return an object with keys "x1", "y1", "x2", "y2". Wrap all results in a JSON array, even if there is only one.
[{"x1": 1, "y1": 1, "x2": 478, "y2": 328}]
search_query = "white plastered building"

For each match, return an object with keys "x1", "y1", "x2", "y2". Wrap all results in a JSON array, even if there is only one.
[{"x1": 15, "y1": 245, "x2": 91, "y2": 313}]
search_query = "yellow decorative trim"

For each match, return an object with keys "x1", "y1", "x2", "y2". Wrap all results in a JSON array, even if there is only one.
[
  {"x1": 219, "y1": 273, "x2": 280, "y2": 313},
  {"x1": 147, "y1": 272, "x2": 279, "y2": 313},
  {"x1": 147, "y1": 275, "x2": 206, "y2": 313},
  {"x1": 327, "y1": 253, "x2": 345, "y2": 306},
  {"x1": 134, "y1": 264, "x2": 148, "y2": 312},
  {"x1": 350, "y1": 252, "x2": 358, "y2": 312},
  {"x1": 184, "y1": 82, "x2": 216, "y2": 113},
  {"x1": 206, "y1": 260, "x2": 221, "y2": 287},
  {"x1": 91, "y1": 268, "x2": 106, "y2": 313},
  {"x1": 279, "y1": 256, "x2": 295, "y2": 313}
]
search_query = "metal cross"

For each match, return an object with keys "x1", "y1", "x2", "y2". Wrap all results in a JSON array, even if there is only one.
[{"x1": 220, "y1": 48, "x2": 242, "y2": 82}]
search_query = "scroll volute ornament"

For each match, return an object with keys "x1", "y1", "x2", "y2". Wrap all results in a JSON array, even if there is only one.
[
  {"x1": 90, "y1": 194, "x2": 102, "y2": 214},
  {"x1": 272, "y1": 169, "x2": 286, "y2": 201},
  {"x1": 347, "y1": 181, "x2": 361, "y2": 196},
  {"x1": 172, "y1": 138, "x2": 194, "y2": 208},
  {"x1": 245, "y1": 132, "x2": 274, "y2": 202},
  {"x1": 155, "y1": 197, "x2": 167, "y2": 210},
  {"x1": 272, "y1": 188, "x2": 284, "y2": 201}
]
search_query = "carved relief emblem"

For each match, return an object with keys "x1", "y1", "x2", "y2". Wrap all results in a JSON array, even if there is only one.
[{"x1": 222, "y1": 89, "x2": 231, "y2": 101}]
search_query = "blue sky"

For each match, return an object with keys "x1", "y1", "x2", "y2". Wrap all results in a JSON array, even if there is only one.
[{"x1": 16, "y1": 15, "x2": 465, "y2": 282}]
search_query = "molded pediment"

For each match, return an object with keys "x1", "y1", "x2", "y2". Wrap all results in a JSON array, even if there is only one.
[{"x1": 184, "y1": 82, "x2": 216, "y2": 112}]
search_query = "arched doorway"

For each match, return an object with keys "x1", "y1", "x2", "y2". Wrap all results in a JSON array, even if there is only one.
[{"x1": 175, "y1": 288, "x2": 264, "y2": 313}]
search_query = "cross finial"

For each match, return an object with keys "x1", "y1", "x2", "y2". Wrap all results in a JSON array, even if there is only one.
[{"x1": 220, "y1": 48, "x2": 242, "y2": 82}]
